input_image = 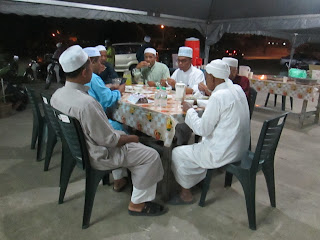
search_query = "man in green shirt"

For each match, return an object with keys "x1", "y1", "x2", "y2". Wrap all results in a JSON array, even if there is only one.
[
  {"x1": 105, "y1": 39, "x2": 115, "y2": 67},
  {"x1": 132, "y1": 48, "x2": 170, "y2": 87}
]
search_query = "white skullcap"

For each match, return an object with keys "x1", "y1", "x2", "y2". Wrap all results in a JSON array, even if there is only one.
[
  {"x1": 206, "y1": 59, "x2": 230, "y2": 79},
  {"x1": 178, "y1": 46, "x2": 193, "y2": 58},
  {"x1": 144, "y1": 48, "x2": 156, "y2": 56},
  {"x1": 96, "y1": 45, "x2": 106, "y2": 52},
  {"x1": 222, "y1": 57, "x2": 238, "y2": 68},
  {"x1": 13, "y1": 55, "x2": 19, "y2": 61},
  {"x1": 144, "y1": 36, "x2": 151, "y2": 43},
  {"x1": 83, "y1": 47, "x2": 101, "y2": 57},
  {"x1": 59, "y1": 45, "x2": 88, "y2": 73}
]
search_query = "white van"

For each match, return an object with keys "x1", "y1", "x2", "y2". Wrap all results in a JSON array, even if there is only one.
[{"x1": 112, "y1": 42, "x2": 142, "y2": 73}]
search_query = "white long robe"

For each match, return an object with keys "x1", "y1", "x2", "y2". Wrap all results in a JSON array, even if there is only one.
[
  {"x1": 171, "y1": 65, "x2": 205, "y2": 93},
  {"x1": 172, "y1": 80, "x2": 250, "y2": 189}
]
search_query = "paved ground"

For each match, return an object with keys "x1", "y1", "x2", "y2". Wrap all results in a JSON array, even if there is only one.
[{"x1": 0, "y1": 80, "x2": 320, "y2": 239}]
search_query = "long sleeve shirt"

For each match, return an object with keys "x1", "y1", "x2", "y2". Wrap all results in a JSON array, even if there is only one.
[
  {"x1": 234, "y1": 75, "x2": 250, "y2": 100},
  {"x1": 185, "y1": 80, "x2": 250, "y2": 168},
  {"x1": 85, "y1": 73, "x2": 121, "y2": 111}
]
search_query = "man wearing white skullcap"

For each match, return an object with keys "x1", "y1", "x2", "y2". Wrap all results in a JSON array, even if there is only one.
[
  {"x1": 51, "y1": 45, "x2": 167, "y2": 216},
  {"x1": 164, "y1": 46, "x2": 205, "y2": 94},
  {"x1": 136, "y1": 36, "x2": 152, "y2": 62},
  {"x1": 95, "y1": 45, "x2": 118, "y2": 84},
  {"x1": 133, "y1": 47, "x2": 170, "y2": 87},
  {"x1": 222, "y1": 57, "x2": 250, "y2": 100},
  {"x1": 169, "y1": 59, "x2": 250, "y2": 204}
]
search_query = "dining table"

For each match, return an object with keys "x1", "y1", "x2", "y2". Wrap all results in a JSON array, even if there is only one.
[
  {"x1": 250, "y1": 76, "x2": 320, "y2": 128},
  {"x1": 111, "y1": 85, "x2": 205, "y2": 200}
]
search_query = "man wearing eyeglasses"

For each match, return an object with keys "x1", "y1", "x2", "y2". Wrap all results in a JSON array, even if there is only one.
[{"x1": 161, "y1": 47, "x2": 205, "y2": 94}]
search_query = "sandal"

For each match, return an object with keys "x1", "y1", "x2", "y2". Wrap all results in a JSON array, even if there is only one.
[{"x1": 128, "y1": 202, "x2": 168, "y2": 216}]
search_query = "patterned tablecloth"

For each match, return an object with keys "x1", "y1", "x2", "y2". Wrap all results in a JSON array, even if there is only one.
[
  {"x1": 112, "y1": 86, "x2": 198, "y2": 147},
  {"x1": 250, "y1": 78, "x2": 320, "y2": 101}
]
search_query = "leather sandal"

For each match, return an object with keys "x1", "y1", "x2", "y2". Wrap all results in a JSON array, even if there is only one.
[{"x1": 128, "y1": 202, "x2": 168, "y2": 216}]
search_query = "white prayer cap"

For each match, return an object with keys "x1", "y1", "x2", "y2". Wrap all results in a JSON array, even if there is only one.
[
  {"x1": 222, "y1": 57, "x2": 238, "y2": 68},
  {"x1": 96, "y1": 45, "x2": 106, "y2": 52},
  {"x1": 13, "y1": 55, "x2": 19, "y2": 61},
  {"x1": 178, "y1": 46, "x2": 193, "y2": 58},
  {"x1": 144, "y1": 36, "x2": 151, "y2": 43},
  {"x1": 205, "y1": 59, "x2": 230, "y2": 80},
  {"x1": 144, "y1": 48, "x2": 156, "y2": 56},
  {"x1": 59, "y1": 45, "x2": 88, "y2": 73},
  {"x1": 83, "y1": 47, "x2": 101, "y2": 57}
]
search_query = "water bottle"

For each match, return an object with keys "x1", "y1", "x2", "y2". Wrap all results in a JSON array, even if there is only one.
[
  {"x1": 160, "y1": 86, "x2": 167, "y2": 107},
  {"x1": 154, "y1": 86, "x2": 160, "y2": 107}
]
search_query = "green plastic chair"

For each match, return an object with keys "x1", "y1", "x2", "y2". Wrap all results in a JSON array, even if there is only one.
[
  {"x1": 54, "y1": 109, "x2": 112, "y2": 229},
  {"x1": 40, "y1": 93, "x2": 61, "y2": 171},
  {"x1": 25, "y1": 87, "x2": 46, "y2": 161},
  {"x1": 198, "y1": 113, "x2": 288, "y2": 230}
]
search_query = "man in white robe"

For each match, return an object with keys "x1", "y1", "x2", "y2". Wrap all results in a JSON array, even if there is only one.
[
  {"x1": 162, "y1": 46, "x2": 205, "y2": 94},
  {"x1": 51, "y1": 45, "x2": 167, "y2": 216},
  {"x1": 170, "y1": 59, "x2": 250, "y2": 204}
]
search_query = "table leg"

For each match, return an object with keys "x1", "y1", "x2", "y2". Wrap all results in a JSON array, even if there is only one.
[
  {"x1": 281, "y1": 96, "x2": 286, "y2": 111},
  {"x1": 299, "y1": 100, "x2": 308, "y2": 128},
  {"x1": 314, "y1": 93, "x2": 320, "y2": 124},
  {"x1": 161, "y1": 146, "x2": 172, "y2": 202}
]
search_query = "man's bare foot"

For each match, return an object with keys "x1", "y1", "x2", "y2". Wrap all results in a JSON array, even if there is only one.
[
  {"x1": 113, "y1": 178, "x2": 127, "y2": 192},
  {"x1": 128, "y1": 201, "x2": 145, "y2": 212},
  {"x1": 180, "y1": 188, "x2": 193, "y2": 202}
]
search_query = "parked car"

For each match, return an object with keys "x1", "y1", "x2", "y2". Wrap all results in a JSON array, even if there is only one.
[
  {"x1": 280, "y1": 53, "x2": 320, "y2": 68},
  {"x1": 112, "y1": 42, "x2": 142, "y2": 73}
]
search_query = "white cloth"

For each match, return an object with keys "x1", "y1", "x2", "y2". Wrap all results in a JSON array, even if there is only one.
[
  {"x1": 172, "y1": 80, "x2": 250, "y2": 188},
  {"x1": 171, "y1": 65, "x2": 205, "y2": 93},
  {"x1": 59, "y1": 45, "x2": 88, "y2": 73},
  {"x1": 131, "y1": 184, "x2": 157, "y2": 204},
  {"x1": 112, "y1": 168, "x2": 128, "y2": 180},
  {"x1": 178, "y1": 47, "x2": 193, "y2": 58}
]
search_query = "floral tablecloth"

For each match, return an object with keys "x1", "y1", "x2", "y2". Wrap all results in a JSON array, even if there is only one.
[
  {"x1": 112, "y1": 87, "x2": 193, "y2": 147},
  {"x1": 250, "y1": 78, "x2": 320, "y2": 101}
]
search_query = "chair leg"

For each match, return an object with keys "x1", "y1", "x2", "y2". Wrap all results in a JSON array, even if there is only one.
[
  {"x1": 44, "y1": 130, "x2": 57, "y2": 171},
  {"x1": 31, "y1": 121, "x2": 38, "y2": 149},
  {"x1": 82, "y1": 169, "x2": 105, "y2": 229},
  {"x1": 102, "y1": 173, "x2": 110, "y2": 186},
  {"x1": 262, "y1": 166, "x2": 276, "y2": 207},
  {"x1": 224, "y1": 171, "x2": 233, "y2": 187},
  {"x1": 58, "y1": 147, "x2": 76, "y2": 204},
  {"x1": 290, "y1": 97, "x2": 293, "y2": 110},
  {"x1": 198, "y1": 169, "x2": 213, "y2": 207},
  {"x1": 239, "y1": 176, "x2": 257, "y2": 230},
  {"x1": 37, "y1": 123, "x2": 47, "y2": 161},
  {"x1": 281, "y1": 96, "x2": 286, "y2": 111},
  {"x1": 264, "y1": 93, "x2": 270, "y2": 107},
  {"x1": 274, "y1": 94, "x2": 277, "y2": 107}
]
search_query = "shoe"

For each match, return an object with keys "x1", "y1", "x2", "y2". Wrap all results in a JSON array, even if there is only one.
[{"x1": 128, "y1": 202, "x2": 168, "y2": 216}]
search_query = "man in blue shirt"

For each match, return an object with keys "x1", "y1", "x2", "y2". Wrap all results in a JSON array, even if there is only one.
[
  {"x1": 83, "y1": 47, "x2": 125, "y2": 131},
  {"x1": 83, "y1": 47, "x2": 127, "y2": 191}
]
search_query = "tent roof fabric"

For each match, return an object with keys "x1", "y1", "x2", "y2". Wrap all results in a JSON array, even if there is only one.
[{"x1": 1, "y1": 0, "x2": 320, "y2": 45}]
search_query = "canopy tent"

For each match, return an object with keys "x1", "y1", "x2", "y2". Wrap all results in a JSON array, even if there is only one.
[{"x1": 1, "y1": 0, "x2": 320, "y2": 63}]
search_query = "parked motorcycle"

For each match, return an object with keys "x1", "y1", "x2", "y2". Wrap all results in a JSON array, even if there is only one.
[
  {"x1": 24, "y1": 57, "x2": 47, "y2": 82},
  {"x1": 45, "y1": 59, "x2": 65, "y2": 89}
]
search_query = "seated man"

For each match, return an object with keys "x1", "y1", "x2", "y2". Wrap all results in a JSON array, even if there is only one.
[
  {"x1": 96, "y1": 45, "x2": 118, "y2": 84},
  {"x1": 222, "y1": 57, "x2": 250, "y2": 100},
  {"x1": 132, "y1": 48, "x2": 170, "y2": 87},
  {"x1": 170, "y1": 59, "x2": 250, "y2": 204},
  {"x1": 83, "y1": 47, "x2": 125, "y2": 131},
  {"x1": 51, "y1": 45, "x2": 167, "y2": 216},
  {"x1": 163, "y1": 46, "x2": 205, "y2": 94}
]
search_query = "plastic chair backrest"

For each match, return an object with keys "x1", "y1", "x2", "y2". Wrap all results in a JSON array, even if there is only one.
[
  {"x1": 25, "y1": 87, "x2": 42, "y2": 123},
  {"x1": 252, "y1": 113, "x2": 288, "y2": 171},
  {"x1": 248, "y1": 87, "x2": 257, "y2": 119},
  {"x1": 40, "y1": 93, "x2": 60, "y2": 137},
  {"x1": 54, "y1": 109, "x2": 87, "y2": 170}
]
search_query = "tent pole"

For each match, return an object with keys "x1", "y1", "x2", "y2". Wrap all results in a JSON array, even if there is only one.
[{"x1": 288, "y1": 33, "x2": 298, "y2": 69}]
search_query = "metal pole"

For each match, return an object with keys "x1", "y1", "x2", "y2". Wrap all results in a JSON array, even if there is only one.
[
  {"x1": 1, "y1": 78, "x2": 6, "y2": 103},
  {"x1": 288, "y1": 33, "x2": 298, "y2": 69}
]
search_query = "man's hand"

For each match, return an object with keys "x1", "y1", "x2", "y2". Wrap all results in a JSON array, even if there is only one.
[
  {"x1": 198, "y1": 82, "x2": 212, "y2": 96},
  {"x1": 136, "y1": 61, "x2": 150, "y2": 69},
  {"x1": 182, "y1": 101, "x2": 193, "y2": 113},
  {"x1": 117, "y1": 135, "x2": 139, "y2": 147},
  {"x1": 118, "y1": 84, "x2": 125, "y2": 94},
  {"x1": 160, "y1": 79, "x2": 167, "y2": 87},
  {"x1": 147, "y1": 81, "x2": 156, "y2": 87},
  {"x1": 167, "y1": 78, "x2": 176, "y2": 88}
]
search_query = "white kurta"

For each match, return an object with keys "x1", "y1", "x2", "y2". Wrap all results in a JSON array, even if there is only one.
[
  {"x1": 171, "y1": 65, "x2": 205, "y2": 93},
  {"x1": 172, "y1": 80, "x2": 250, "y2": 189}
]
